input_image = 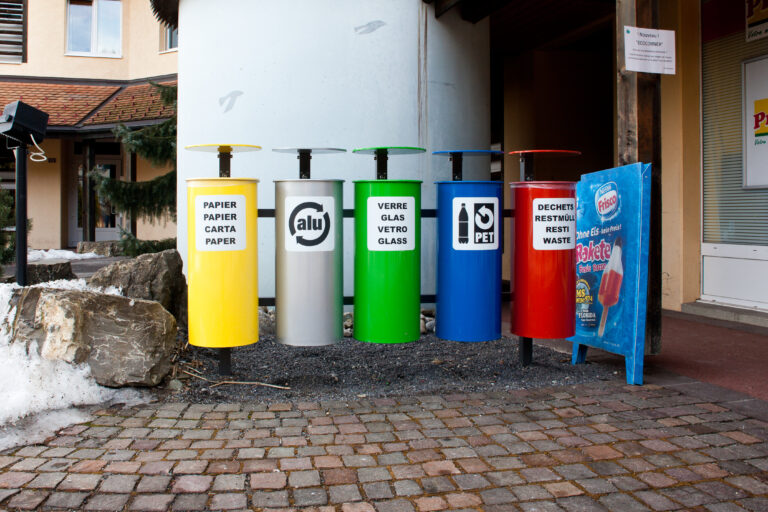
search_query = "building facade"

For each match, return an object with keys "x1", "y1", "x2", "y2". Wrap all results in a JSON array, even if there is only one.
[
  {"x1": 156, "y1": 0, "x2": 768, "y2": 314},
  {"x1": 0, "y1": 0, "x2": 178, "y2": 249}
]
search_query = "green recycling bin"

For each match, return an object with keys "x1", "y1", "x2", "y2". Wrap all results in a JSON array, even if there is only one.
[{"x1": 354, "y1": 179, "x2": 422, "y2": 343}]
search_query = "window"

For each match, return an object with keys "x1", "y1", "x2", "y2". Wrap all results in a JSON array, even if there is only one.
[
  {"x1": 160, "y1": 23, "x2": 177, "y2": 52},
  {"x1": 66, "y1": 0, "x2": 121, "y2": 57},
  {"x1": 0, "y1": 0, "x2": 26, "y2": 64}
]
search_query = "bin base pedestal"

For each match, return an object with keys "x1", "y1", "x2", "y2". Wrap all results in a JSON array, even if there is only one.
[
  {"x1": 219, "y1": 348, "x2": 232, "y2": 376},
  {"x1": 519, "y1": 337, "x2": 532, "y2": 366}
]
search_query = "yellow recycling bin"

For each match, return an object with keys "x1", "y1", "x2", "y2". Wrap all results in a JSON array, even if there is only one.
[{"x1": 187, "y1": 178, "x2": 259, "y2": 348}]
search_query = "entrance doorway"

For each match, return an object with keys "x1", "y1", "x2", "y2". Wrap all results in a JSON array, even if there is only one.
[
  {"x1": 67, "y1": 156, "x2": 123, "y2": 247},
  {"x1": 94, "y1": 160, "x2": 122, "y2": 241}
]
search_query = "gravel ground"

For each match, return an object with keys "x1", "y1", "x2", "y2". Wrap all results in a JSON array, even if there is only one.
[{"x1": 167, "y1": 332, "x2": 618, "y2": 404}]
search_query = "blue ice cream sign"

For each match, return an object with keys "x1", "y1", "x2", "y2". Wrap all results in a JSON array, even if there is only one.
[{"x1": 569, "y1": 163, "x2": 651, "y2": 385}]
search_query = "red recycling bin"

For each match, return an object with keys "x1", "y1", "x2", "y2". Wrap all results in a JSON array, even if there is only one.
[{"x1": 510, "y1": 181, "x2": 577, "y2": 339}]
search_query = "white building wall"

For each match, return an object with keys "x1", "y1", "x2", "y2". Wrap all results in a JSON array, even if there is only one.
[{"x1": 177, "y1": 0, "x2": 490, "y2": 299}]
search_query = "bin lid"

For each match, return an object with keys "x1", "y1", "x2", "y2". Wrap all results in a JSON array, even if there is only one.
[
  {"x1": 185, "y1": 144, "x2": 262, "y2": 153},
  {"x1": 432, "y1": 150, "x2": 504, "y2": 156},
  {"x1": 507, "y1": 149, "x2": 581, "y2": 156},
  {"x1": 353, "y1": 179, "x2": 423, "y2": 184},
  {"x1": 274, "y1": 178, "x2": 344, "y2": 183},
  {"x1": 186, "y1": 177, "x2": 260, "y2": 184},
  {"x1": 435, "y1": 180, "x2": 503, "y2": 185},
  {"x1": 509, "y1": 181, "x2": 576, "y2": 189},
  {"x1": 272, "y1": 147, "x2": 346, "y2": 154},
  {"x1": 353, "y1": 146, "x2": 426, "y2": 156}
]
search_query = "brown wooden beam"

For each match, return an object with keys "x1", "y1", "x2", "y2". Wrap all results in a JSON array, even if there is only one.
[{"x1": 616, "y1": 0, "x2": 662, "y2": 354}]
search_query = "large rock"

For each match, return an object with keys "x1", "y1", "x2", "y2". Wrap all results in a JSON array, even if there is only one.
[
  {"x1": 77, "y1": 241, "x2": 123, "y2": 257},
  {"x1": 8, "y1": 287, "x2": 177, "y2": 387},
  {"x1": 88, "y1": 250, "x2": 187, "y2": 324},
  {"x1": 2, "y1": 260, "x2": 77, "y2": 285},
  {"x1": 28, "y1": 259, "x2": 77, "y2": 284},
  {"x1": 259, "y1": 307, "x2": 275, "y2": 336}
]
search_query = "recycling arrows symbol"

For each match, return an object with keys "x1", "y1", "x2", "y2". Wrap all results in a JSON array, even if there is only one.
[
  {"x1": 288, "y1": 202, "x2": 331, "y2": 247},
  {"x1": 475, "y1": 205, "x2": 494, "y2": 230}
]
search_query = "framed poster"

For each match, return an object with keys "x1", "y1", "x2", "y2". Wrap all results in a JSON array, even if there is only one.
[
  {"x1": 569, "y1": 163, "x2": 651, "y2": 385},
  {"x1": 743, "y1": 54, "x2": 768, "y2": 188},
  {"x1": 747, "y1": 0, "x2": 768, "y2": 42}
]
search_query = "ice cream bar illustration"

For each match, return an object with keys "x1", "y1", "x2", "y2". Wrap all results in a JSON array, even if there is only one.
[{"x1": 597, "y1": 238, "x2": 623, "y2": 337}]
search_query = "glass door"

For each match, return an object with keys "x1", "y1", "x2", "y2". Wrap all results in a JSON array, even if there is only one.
[{"x1": 94, "y1": 160, "x2": 122, "y2": 241}]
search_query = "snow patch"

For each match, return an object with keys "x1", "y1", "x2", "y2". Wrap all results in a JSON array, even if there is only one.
[
  {"x1": 27, "y1": 249, "x2": 101, "y2": 262},
  {"x1": 0, "y1": 388, "x2": 149, "y2": 452},
  {"x1": 31, "y1": 277, "x2": 122, "y2": 297},
  {"x1": 0, "y1": 281, "x2": 148, "y2": 445},
  {"x1": 0, "y1": 409, "x2": 94, "y2": 451}
]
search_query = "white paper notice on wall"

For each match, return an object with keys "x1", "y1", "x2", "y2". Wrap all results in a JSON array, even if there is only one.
[
  {"x1": 367, "y1": 196, "x2": 415, "y2": 251},
  {"x1": 624, "y1": 26, "x2": 676, "y2": 75},
  {"x1": 195, "y1": 195, "x2": 246, "y2": 251},
  {"x1": 532, "y1": 198, "x2": 576, "y2": 251}
]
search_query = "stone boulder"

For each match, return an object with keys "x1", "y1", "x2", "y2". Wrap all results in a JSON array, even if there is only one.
[
  {"x1": 259, "y1": 307, "x2": 275, "y2": 336},
  {"x1": 88, "y1": 250, "x2": 187, "y2": 325},
  {"x1": 28, "y1": 259, "x2": 77, "y2": 284},
  {"x1": 77, "y1": 240, "x2": 123, "y2": 257},
  {"x1": 2, "y1": 260, "x2": 77, "y2": 285},
  {"x1": 8, "y1": 287, "x2": 177, "y2": 387}
]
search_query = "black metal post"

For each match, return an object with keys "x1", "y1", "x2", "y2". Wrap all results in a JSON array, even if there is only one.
[
  {"x1": 298, "y1": 149, "x2": 311, "y2": 179},
  {"x1": 519, "y1": 152, "x2": 534, "y2": 366},
  {"x1": 450, "y1": 152, "x2": 463, "y2": 181},
  {"x1": 218, "y1": 149, "x2": 232, "y2": 178},
  {"x1": 129, "y1": 151, "x2": 137, "y2": 235},
  {"x1": 217, "y1": 146, "x2": 234, "y2": 376},
  {"x1": 219, "y1": 348, "x2": 232, "y2": 376},
  {"x1": 375, "y1": 148, "x2": 388, "y2": 180},
  {"x1": 520, "y1": 153, "x2": 534, "y2": 181},
  {"x1": 14, "y1": 145, "x2": 27, "y2": 286}
]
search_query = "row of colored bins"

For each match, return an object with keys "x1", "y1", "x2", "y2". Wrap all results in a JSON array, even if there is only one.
[{"x1": 187, "y1": 179, "x2": 575, "y2": 349}]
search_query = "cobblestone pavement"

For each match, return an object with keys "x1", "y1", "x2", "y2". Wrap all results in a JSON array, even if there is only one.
[{"x1": 1, "y1": 380, "x2": 767, "y2": 511}]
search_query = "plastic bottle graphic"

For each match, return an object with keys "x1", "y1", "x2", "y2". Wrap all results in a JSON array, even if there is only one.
[
  {"x1": 458, "y1": 203, "x2": 468, "y2": 244},
  {"x1": 597, "y1": 238, "x2": 623, "y2": 337}
]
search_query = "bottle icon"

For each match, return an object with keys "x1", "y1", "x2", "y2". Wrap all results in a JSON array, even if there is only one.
[
  {"x1": 597, "y1": 238, "x2": 623, "y2": 337},
  {"x1": 458, "y1": 203, "x2": 468, "y2": 243}
]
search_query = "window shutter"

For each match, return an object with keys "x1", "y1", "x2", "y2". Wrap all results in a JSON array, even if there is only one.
[
  {"x1": 702, "y1": 33, "x2": 768, "y2": 246},
  {"x1": 0, "y1": 0, "x2": 25, "y2": 63}
]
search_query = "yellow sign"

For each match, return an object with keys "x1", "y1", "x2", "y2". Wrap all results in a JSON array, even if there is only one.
[
  {"x1": 747, "y1": 0, "x2": 768, "y2": 41},
  {"x1": 755, "y1": 98, "x2": 768, "y2": 137}
]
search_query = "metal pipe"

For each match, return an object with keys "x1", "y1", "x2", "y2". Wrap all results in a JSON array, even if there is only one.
[
  {"x1": 15, "y1": 145, "x2": 27, "y2": 286},
  {"x1": 217, "y1": 145, "x2": 233, "y2": 376},
  {"x1": 451, "y1": 152, "x2": 463, "y2": 181},
  {"x1": 298, "y1": 149, "x2": 311, "y2": 179},
  {"x1": 375, "y1": 149, "x2": 388, "y2": 180}
]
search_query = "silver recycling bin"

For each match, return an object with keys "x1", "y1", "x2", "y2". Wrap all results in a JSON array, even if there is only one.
[{"x1": 275, "y1": 179, "x2": 344, "y2": 346}]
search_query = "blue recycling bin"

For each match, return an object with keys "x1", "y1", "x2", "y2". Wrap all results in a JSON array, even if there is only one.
[{"x1": 436, "y1": 181, "x2": 503, "y2": 341}]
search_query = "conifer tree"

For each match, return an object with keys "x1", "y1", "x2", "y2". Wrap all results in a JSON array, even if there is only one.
[
  {"x1": 91, "y1": 83, "x2": 177, "y2": 255},
  {"x1": 0, "y1": 187, "x2": 16, "y2": 264}
]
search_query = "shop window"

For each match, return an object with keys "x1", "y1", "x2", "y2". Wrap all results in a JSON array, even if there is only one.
[
  {"x1": 160, "y1": 23, "x2": 177, "y2": 52},
  {"x1": 0, "y1": 0, "x2": 26, "y2": 64},
  {"x1": 66, "y1": 0, "x2": 121, "y2": 57}
]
